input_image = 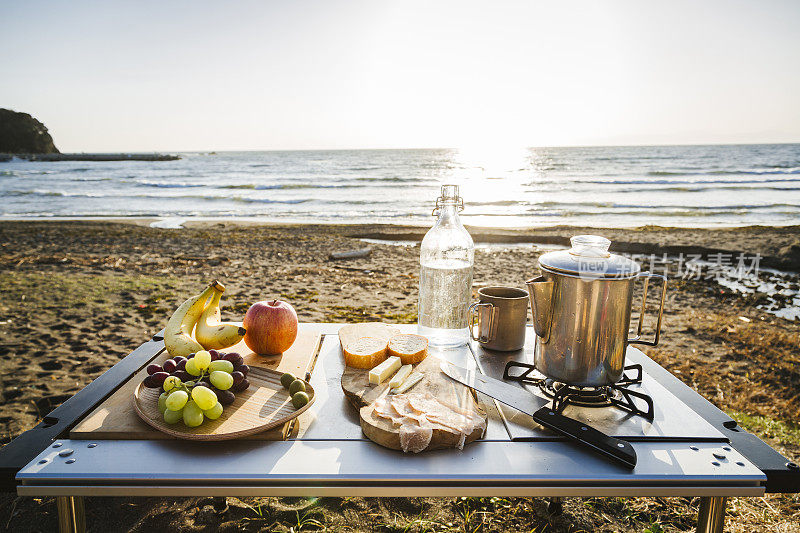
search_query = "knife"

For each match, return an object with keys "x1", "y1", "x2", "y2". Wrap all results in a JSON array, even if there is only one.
[{"x1": 441, "y1": 361, "x2": 637, "y2": 469}]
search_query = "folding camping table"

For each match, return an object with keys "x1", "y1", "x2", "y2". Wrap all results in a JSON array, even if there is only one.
[{"x1": 1, "y1": 324, "x2": 798, "y2": 533}]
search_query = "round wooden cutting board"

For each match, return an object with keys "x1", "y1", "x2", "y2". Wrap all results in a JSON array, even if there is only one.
[
  {"x1": 134, "y1": 366, "x2": 314, "y2": 441},
  {"x1": 341, "y1": 353, "x2": 487, "y2": 452}
]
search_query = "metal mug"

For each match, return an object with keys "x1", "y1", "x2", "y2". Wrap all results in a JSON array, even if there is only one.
[{"x1": 468, "y1": 286, "x2": 529, "y2": 351}]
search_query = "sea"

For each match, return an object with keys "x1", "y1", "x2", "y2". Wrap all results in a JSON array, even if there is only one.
[{"x1": 1, "y1": 144, "x2": 799, "y2": 228}]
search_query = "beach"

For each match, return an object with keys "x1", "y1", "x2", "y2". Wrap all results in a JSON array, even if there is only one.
[{"x1": 0, "y1": 220, "x2": 798, "y2": 532}]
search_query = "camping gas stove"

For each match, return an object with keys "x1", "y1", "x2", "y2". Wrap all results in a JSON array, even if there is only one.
[{"x1": 505, "y1": 362, "x2": 655, "y2": 420}]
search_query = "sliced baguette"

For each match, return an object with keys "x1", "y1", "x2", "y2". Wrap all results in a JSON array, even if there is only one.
[
  {"x1": 387, "y1": 334, "x2": 429, "y2": 365},
  {"x1": 343, "y1": 336, "x2": 389, "y2": 369}
]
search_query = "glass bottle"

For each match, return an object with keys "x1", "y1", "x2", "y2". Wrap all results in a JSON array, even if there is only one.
[{"x1": 418, "y1": 184, "x2": 474, "y2": 347}]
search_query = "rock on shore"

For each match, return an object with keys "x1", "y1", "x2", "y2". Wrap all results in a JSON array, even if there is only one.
[{"x1": 0, "y1": 108, "x2": 59, "y2": 154}]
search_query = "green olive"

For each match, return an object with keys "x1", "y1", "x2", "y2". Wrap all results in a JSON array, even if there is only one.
[
  {"x1": 292, "y1": 391, "x2": 309, "y2": 409},
  {"x1": 288, "y1": 379, "x2": 306, "y2": 396},
  {"x1": 280, "y1": 372, "x2": 297, "y2": 389}
]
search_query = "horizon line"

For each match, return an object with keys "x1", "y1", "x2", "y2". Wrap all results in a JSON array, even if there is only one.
[{"x1": 54, "y1": 140, "x2": 800, "y2": 154}]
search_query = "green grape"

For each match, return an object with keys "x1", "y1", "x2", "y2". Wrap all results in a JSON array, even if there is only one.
[
  {"x1": 210, "y1": 370, "x2": 234, "y2": 391},
  {"x1": 280, "y1": 372, "x2": 296, "y2": 389},
  {"x1": 209, "y1": 360, "x2": 234, "y2": 374},
  {"x1": 182, "y1": 400, "x2": 204, "y2": 427},
  {"x1": 163, "y1": 407, "x2": 183, "y2": 424},
  {"x1": 292, "y1": 391, "x2": 309, "y2": 409},
  {"x1": 203, "y1": 401, "x2": 223, "y2": 420},
  {"x1": 158, "y1": 392, "x2": 169, "y2": 414},
  {"x1": 165, "y1": 390, "x2": 189, "y2": 411},
  {"x1": 185, "y1": 358, "x2": 201, "y2": 376},
  {"x1": 194, "y1": 350, "x2": 211, "y2": 370},
  {"x1": 191, "y1": 386, "x2": 217, "y2": 411},
  {"x1": 289, "y1": 379, "x2": 306, "y2": 396},
  {"x1": 163, "y1": 375, "x2": 181, "y2": 392}
]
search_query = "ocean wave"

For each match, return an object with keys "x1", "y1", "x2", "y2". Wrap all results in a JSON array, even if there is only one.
[
  {"x1": 231, "y1": 197, "x2": 312, "y2": 204},
  {"x1": 133, "y1": 180, "x2": 205, "y2": 188},
  {"x1": 648, "y1": 168, "x2": 800, "y2": 177},
  {"x1": 354, "y1": 176, "x2": 429, "y2": 183},
  {"x1": 580, "y1": 177, "x2": 800, "y2": 185},
  {"x1": 222, "y1": 183, "x2": 361, "y2": 190},
  {"x1": 471, "y1": 200, "x2": 519, "y2": 206},
  {"x1": 6, "y1": 189, "x2": 64, "y2": 197},
  {"x1": 70, "y1": 176, "x2": 112, "y2": 182}
]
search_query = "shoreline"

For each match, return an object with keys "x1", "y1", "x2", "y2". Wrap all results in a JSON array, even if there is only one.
[
  {"x1": 2, "y1": 218, "x2": 798, "y2": 270},
  {"x1": 3, "y1": 214, "x2": 800, "y2": 231},
  {"x1": 0, "y1": 153, "x2": 180, "y2": 162}
]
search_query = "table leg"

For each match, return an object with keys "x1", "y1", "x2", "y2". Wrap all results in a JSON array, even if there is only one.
[
  {"x1": 56, "y1": 496, "x2": 86, "y2": 533},
  {"x1": 696, "y1": 496, "x2": 727, "y2": 533}
]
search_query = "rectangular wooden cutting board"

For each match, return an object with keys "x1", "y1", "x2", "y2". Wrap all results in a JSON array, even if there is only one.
[{"x1": 70, "y1": 328, "x2": 322, "y2": 440}]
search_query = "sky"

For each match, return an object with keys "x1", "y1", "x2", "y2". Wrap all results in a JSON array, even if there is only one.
[{"x1": 2, "y1": 0, "x2": 799, "y2": 152}]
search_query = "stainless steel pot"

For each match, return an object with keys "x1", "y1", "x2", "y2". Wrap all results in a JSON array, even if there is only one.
[{"x1": 526, "y1": 235, "x2": 666, "y2": 386}]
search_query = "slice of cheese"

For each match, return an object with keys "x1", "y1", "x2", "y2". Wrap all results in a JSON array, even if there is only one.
[
  {"x1": 369, "y1": 356, "x2": 401, "y2": 385},
  {"x1": 387, "y1": 334, "x2": 429, "y2": 365},
  {"x1": 391, "y1": 371, "x2": 424, "y2": 394},
  {"x1": 389, "y1": 364, "x2": 413, "y2": 389},
  {"x1": 343, "y1": 337, "x2": 388, "y2": 369}
]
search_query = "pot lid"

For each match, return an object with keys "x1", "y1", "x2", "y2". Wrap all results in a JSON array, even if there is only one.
[{"x1": 538, "y1": 235, "x2": 641, "y2": 278}]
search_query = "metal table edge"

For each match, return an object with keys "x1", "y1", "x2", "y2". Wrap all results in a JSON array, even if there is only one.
[{"x1": 16, "y1": 484, "x2": 765, "y2": 498}]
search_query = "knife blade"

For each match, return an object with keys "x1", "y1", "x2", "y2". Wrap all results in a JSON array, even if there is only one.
[{"x1": 441, "y1": 361, "x2": 637, "y2": 470}]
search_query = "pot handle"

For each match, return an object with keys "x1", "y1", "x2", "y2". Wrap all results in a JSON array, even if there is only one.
[
  {"x1": 628, "y1": 272, "x2": 667, "y2": 347},
  {"x1": 469, "y1": 302, "x2": 495, "y2": 343}
]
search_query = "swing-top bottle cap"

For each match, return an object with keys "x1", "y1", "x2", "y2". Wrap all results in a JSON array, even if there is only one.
[{"x1": 440, "y1": 184, "x2": 459, "y2": 201}]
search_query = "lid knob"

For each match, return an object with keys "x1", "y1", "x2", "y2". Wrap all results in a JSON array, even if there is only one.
[{"x1": 569, "y1": 235, "x2": 611, "y2": 258}]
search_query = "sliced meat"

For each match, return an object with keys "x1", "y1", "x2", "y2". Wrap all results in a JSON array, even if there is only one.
[
  {"x1": 372, "y1": 392, "x2": 485, "y2": 453},
  {"x1": 399, "y1": 424, "x2": 433, "y2": 453}
]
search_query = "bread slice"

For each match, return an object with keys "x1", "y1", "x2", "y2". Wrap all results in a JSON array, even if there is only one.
[
  {"x1": 343, "y1": 336, "x2": 389, "y2": 369},
  {"x1": 387, "y1": 334, "x2": 429, "y2": 365},
  {"x1": 339, "y1": 323, "x2": 400, "y2": 349}
]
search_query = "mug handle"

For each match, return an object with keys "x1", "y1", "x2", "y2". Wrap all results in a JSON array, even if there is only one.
[
  {"x1": 469, "y1": 302, "x2": 495, "y2": 343},
  {"x1": 628, "y1": 272, "x2": 667, "y2": 346}
]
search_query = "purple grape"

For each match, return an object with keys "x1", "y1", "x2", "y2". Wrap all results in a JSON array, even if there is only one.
[
  {"x1": 163, "y1": 359, "x2": 177, "y2": 373},
  {"x1": 209, "y1": 349, "x2": 220, "y2": 361},
  {"x1": 217, "y1": 389, "x2": 235, "y2": 406},
  {"x1": 146, "y1": 364, "x2": 162, "y2": 376},
  {"x1": 187, "y1": 353, "x2": 196, "y2": 359},
  {"x1": 196, "y1": 380, "x2": 212, "y2": 390},
  {"x1": 231, "y1": 371, "x2": 245, "y2": 385},
  {"x1": 173, "y1": 356, "x2": 187, "y2": 365},
  {"x1": 174, "y1": 370, "x2": 191, "y2": 382},
  {"x1": 223, "y1": 352, "x2": 243, "y2": 366},
  {"x1": 151, "y1": 371, "x2": 169, "y2": 385},
  {"x1": 143, "y1": 375, "x2": 159, "y2": 388},
  {"x1": 235, "y1": 364, "x2": 250, "y2": 376},
  {"x1": 232, "y1": 378, "x2": 250, "y2": 393},
  {"x1": 175, "y1": 358, "x2": 187, "y2": 371}
]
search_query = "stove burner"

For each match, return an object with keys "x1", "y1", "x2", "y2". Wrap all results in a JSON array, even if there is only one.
[{"x1": 503, "y1": 362, "x2": 655, "y2": 421}]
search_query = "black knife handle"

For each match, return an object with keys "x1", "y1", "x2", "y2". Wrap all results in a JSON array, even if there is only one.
[{"x1": 532, "y1": 407, "x2": 637, "y2": 470}]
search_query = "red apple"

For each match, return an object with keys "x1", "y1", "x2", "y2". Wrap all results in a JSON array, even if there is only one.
[{"x1": 243, "y1": 300, "x2": 298, "y2": 355}]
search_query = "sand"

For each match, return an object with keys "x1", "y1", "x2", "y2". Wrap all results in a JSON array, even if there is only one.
[{"x1": 0, "y1": 220, "x2": 798, "y2": 532}]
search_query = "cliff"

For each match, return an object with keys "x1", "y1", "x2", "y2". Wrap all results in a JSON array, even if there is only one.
[{"x1": 0, "y1": 108, "x2": 59, "y2": 154}]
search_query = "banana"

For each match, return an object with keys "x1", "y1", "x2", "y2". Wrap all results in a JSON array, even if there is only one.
[
  {"x1": 195, "y1": 281, "x2": 246, "y2": 350},
  {"x1": 164, "y1": 282, "x2": 218, "y2": 358}
]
